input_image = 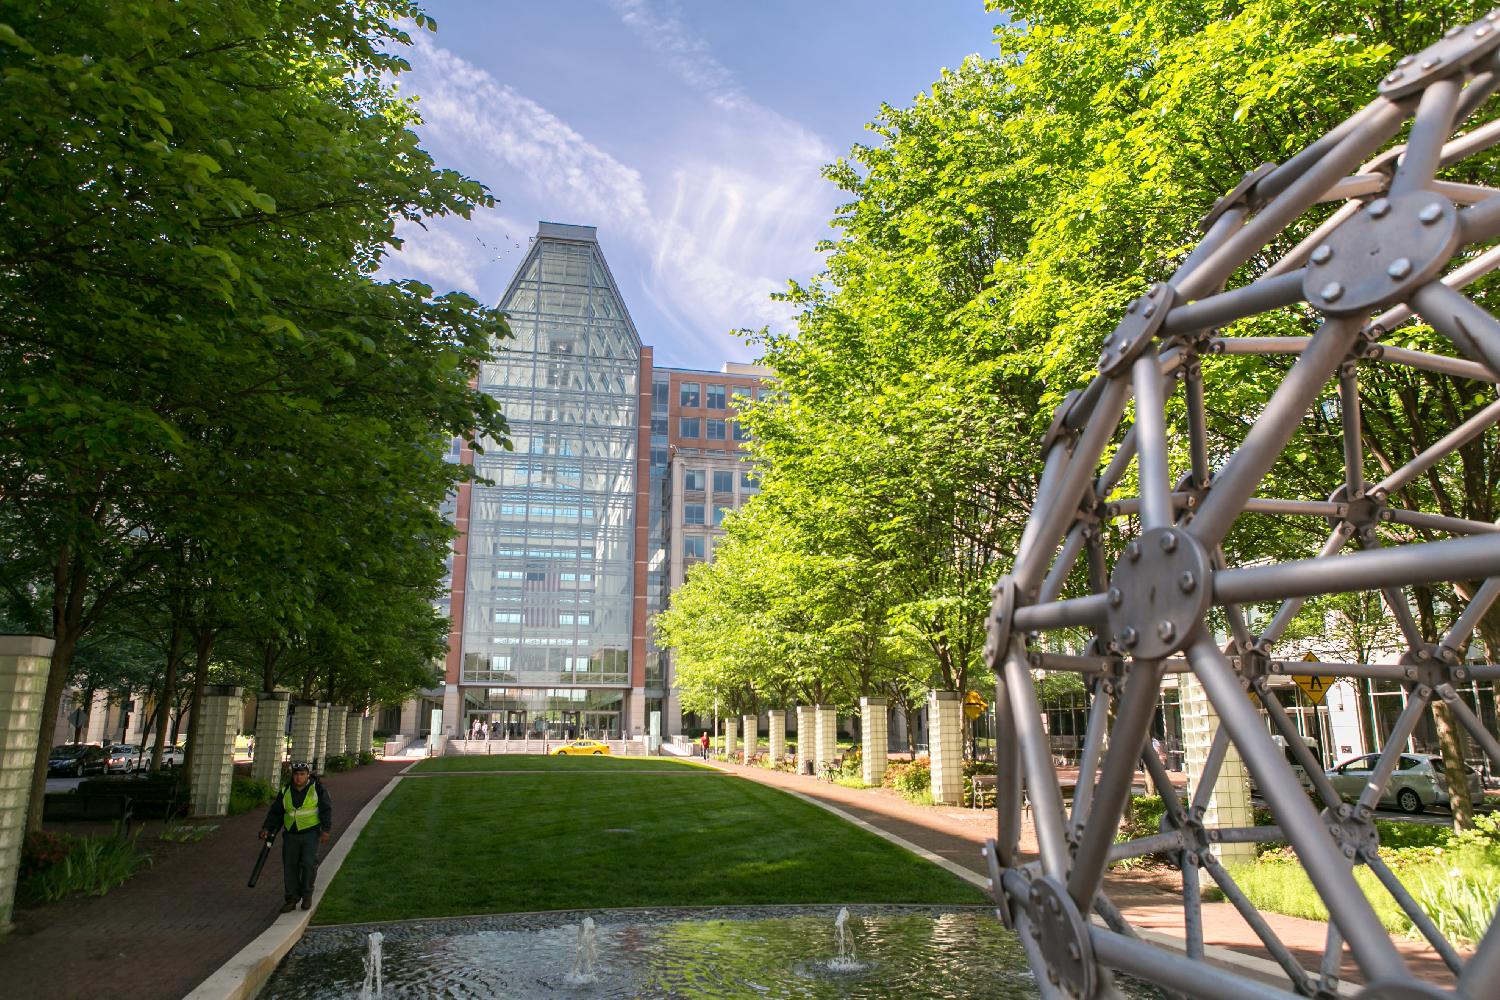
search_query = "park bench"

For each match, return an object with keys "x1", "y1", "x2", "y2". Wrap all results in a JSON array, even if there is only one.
[{"x1": 42, "y1": 791, "x2": 133, "y2": 830}]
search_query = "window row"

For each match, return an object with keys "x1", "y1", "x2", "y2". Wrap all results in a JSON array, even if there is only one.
[
  {"x1": 678, "y1": 417, "x2": 750, "y2": 441},
  {"x1": 676, "y1": 382, "x2": 769, "y2": 408},
  {"x1": 683, "y1": 469, "x2": 758, "y2": 491},
  {"x1": 683, "y1": 504, "x2": 735, "y2": 527}
]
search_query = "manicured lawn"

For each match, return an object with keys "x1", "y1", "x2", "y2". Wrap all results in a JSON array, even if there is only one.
[
  {"x1": 317, "y1": 757, "x2": 986, "y2": 923},
  {"x1": 407, "y1": 754, "x2": 715, "y2": 773}
]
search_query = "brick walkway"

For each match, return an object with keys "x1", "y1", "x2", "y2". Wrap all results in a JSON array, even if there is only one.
[
  {"x1": 0, "y1": 760, "x2": 401, "y2": 1000},
  {"x1": 715, "y1": 760, "x2": 1457, "y2": 990}
]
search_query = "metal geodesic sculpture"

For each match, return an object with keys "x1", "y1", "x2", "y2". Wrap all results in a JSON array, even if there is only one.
[{"x1": 984, "y1": 12, "x2": 1500, "y2": 1000}]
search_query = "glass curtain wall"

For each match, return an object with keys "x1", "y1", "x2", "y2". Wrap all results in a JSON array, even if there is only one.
[{"x1": 462, "y1": 235, "x2": 639, "y2": 738}]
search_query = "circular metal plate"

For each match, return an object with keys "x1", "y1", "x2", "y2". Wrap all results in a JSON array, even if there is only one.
[
  {"x1": 1303, "y1": 192, "x2": 1459, "y2": 317},
  {"x1": 1098, "y1": 283, "x2": 1173, "y2": 377},
  {"x1": 1029, "y1": 876, "x2": 1096, "y2": 1000},
  {"x1": 1105, "y1": 528, "x2": 1212, "y2": 660},
  {"x1": 1378, "y1": 11, "x2": 1500, "y2": 100}
]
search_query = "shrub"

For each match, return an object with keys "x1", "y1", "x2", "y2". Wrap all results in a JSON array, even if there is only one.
[
  {"x1": 20, "y1": 830, "x2": 77, "y2": 881},
  {"x1": 325, "y1": 753, "x2": 354, "y2": 772},
  {"x1": 228, "y1": 776, "x2": 275, "y2": 816},
  {"x1": 18, "y1": 831, "x2": 152, "y2": 904},
  {"x1": 839, "y1": 747, "x2": 862, "y2": 779},
  {"x1": 1410, "y1": 868, "x2": 1500, "y2": 946},
  {"x1": 883, "y1": 758, "x2": 931, "y2": 801},
  {"x1": 358, "y1": 750, "x2": 376, "y2": 766}
]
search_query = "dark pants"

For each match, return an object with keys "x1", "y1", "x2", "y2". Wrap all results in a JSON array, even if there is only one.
[{"x1": 281, "y1": 828, "x2": 320, "y2": 901}]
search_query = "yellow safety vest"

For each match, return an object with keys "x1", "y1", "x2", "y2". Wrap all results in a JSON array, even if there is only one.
[{"x1": 282, "y1": 783, "x2": 320, "y2": 832}]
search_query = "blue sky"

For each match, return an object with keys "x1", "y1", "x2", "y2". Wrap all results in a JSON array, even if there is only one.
[{"x1": 388, "y1": 1, "x2": 1005, "y2": 370}]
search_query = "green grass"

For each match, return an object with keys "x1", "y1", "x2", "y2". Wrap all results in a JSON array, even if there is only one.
[
  {"x1": 407, "y1": 754, "x2": 716, "y2": 773},
  {"x1": 318, "y1": 757, "x2": 986, "y2": 923}
]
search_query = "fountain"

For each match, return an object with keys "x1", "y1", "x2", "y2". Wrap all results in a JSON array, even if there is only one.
[
  {"x1": 564, "y1": 916, "x2": 598, "y2": 985},
  {"x1": 358, "y1": 931, "x2": 382, "y2": 999},
  {"x1": 827, "y1": 906, "x2": 861, "y2": 972}
]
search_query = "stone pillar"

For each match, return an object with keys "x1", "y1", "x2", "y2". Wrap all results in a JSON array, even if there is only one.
[
  {"x1": 361, "y1": 716, "x2": 375, "y2": 754},
  {"x1": 928, "y1": 690, "x2": 963, "y2": 806},
  {"x1": 313, "y1": 702, "x2": 329, "y2": 774},
  {"x1": 723, "y1": 716, "x2": 737, "y2": 758},
  {"x1": 251, "y1": 692, "x2": 289, "y2": 791},
  {"x1": 861, "y1": 696, "x2": 888, "y2": 786},
  {"x1": 795, "y1": 705, "x2": 814, "y2": 774},
  {"x1": 189, "y1": 685, "x2": 241, "y2": 817},
  {"x1": 84, "y1": 688, "x2": 110, "y2": 744},
  {"x1": 290, "y1": 700, "x2": 319, "y2": 770},
  {"x1": 326, "y1": 706, "x2": 347, "y2": 766},
  {"x1": 767, "y1": 709, "x2": 786, "y2": 767},
  {"x1": 741, "y1": 714, "x2": 756, "y2": 764},
  {"x1": 0, "y1": 635, "x2": 53, "y2": 933},
  {"x1": 345, "y1": 710, "x2": 362, "y2": 757},
  {"x1": 1182, "y1": 673, "x2": 1256, "y2": 868},
  {"x1": 814, "y1": 705, "x2": 836, "y2": 771},
  {"x1": 398, "y1": 697, "x2": 421, "y2": 737}
]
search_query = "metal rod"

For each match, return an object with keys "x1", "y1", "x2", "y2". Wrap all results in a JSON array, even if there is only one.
[
  {"x1": 1184, "y1": 363, "x2": 1210, "y2": 488},
  {"x1": 993, "y1": 669, "x2": 1021, "y2": 868},
  {"x1": 1177, "y1": 99, "x2": 1409, "y2": 301},
  {"x1": 1107, "y1": 830, "x2": 1184, "y2": 861},
  {"x1": 1029, "y1": 652, "x2": 1116, "y2": 674},
  {"x1": 1385, "y1": 506, "x2": 1500, "y2": 535},
  {"x1": 1214, "y1": 533, "x2": 1500, "y2": 605},
  {"x1": 1381, "y1": 582, "x2": 1428, "y2": 650},
  {"x1": 1371, "y1": 344, "x2": 1500, "y2": 382},
  {"x1": 1003, "y1": 643, "x2": 1071, "y2": 879},
  {"x1": 1191, "y1": 723, "x2": 1231, "y2": 816},
  {"x1": 1240, "y1": 498, "x2": 1346, "y2": 517},
  {"x1": 1389, "y1": 77, "x2": 1460, "y2": 197},
  {"x1": 1431, "y1": 179, "x2": 1500, "y2": 204},
  {"x1": 1258, "y1": 684, "x2": 1344, "y2": 809},
  {"x1": 1182, "y1": 859, "x2": 1204, "y2": 962},
  {"x1": 1368, "y1": 242, "x2": 1500, "y2": 339},
  {"x1": 1442, "y1": 577, "x2": 1500, "y2": 655},
  {"x1": 1459, "y1": 192, "x2": 1500, "y2": 247},
  {"x1": 1038, "y1": 524, "x2": 1088, "y2": 605},
  {"x1": 1191, "y1": 317, "x2": 1364, "y2": 546},
  {"x1": 1069, "y1": 679, "x2": 1113, "y2": 830},
  {"x1": 1208, "y1": 336, "x2": 1311, "y2": 356},
  {"x1": 1199, "y1": 855, "x2": 1316, "y2": 992},
  {"x1": 1095, "y1": 426, "x2": 1137, "y2": 501},
  {"x1": 1269, "y1": 660, "x2": 1413, "y2": 681},
  {"x1": 1364, "y1": 852, "x2": 1464, "y2": 974},
  {"x1": 1132, "y1": 354, "x2": 1174, "y2": 530},
  {"x1": 1338, "y1": 366, "x2": 1363, "y2": 496},
  {"x1": 1356, "y1": 689, "x2": 1432, "y2": 814},
  {"x1": 1374, "y1": 397, "x2": 1500, "y2": 497},
  {"x1": 1312, "y1": 172, "x2": 1386, "y2": 205},
  {"x1": 1183, "y1": 629, "x2": 1409, "y2": 981},
  {"x1": 1089, "y1": 926, "x2": 1301, "y2": 1000},
  {"x1": 1454, "y1": 66, "x2": 1500, "y2": 131},
  {"x1": 1175, "y1": 205, "x2": 1248, "y2": 290},
  {"x1": 1441, "y1": 105, "x2": 1500, "y2": 167},
  {"x1": 1437, "y1": 684, "x2": 1500, "y2": 770},
  {"x1": 1162, "y1": 271, "x2": 1307, "y2": 337},
  {"x1": 1318, "y1": 918, "x2": 1343, "y2": 987},
  {"x1": 1256, "y1": 526, "x2": 1353, "y2": 647},
  {"x1": 1013, "y1": 592, "x2": 1112, "y2": 632},
  {"x1": 1067, "y1": 661, "x2": 1165, "y2": 909}
]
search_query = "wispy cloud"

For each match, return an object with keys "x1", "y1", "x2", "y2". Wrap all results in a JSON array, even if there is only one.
[{"x1": 385, "y1": 16, "x2": 837, "y2": 364}]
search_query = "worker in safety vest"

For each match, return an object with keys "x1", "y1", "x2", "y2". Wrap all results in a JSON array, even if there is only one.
[{"x1": 259, "y1": 761, "x2": 332, "y2": 913}]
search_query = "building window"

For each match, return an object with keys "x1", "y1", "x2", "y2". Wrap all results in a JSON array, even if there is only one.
[
  {"x1": 494, "y1": 569, "x2": 524, "y2": 581},
  {"x1": 740, "y1": 469, "x2": 757, "y2": 490},
  {"x1": 732, "y1": 420, "x2": 750, "y2": 442},
  {"x1": 706, "y1": 418, "x2": 726, "y2": 440},
  {"x1": 651, "y1": 447, "x2": 669, "y2": 466},
  {"x1": 653, "y1": 381, "x2": 669, "y2": 408},
  {"x1": 651, "y1": 415, "x2": 668, "y2": 437},
  {"x1": 706, "y1": 384, "x2": 726, "y2": 409},
  {"x1": 712, "y1": 470, "x2": 733, "y2": 494},
  {"x1": 684, "y1": 536, "x2": 706, "y2": 559},
  {"x1": 713, "y1": 505, "x2": 732, "y2": 527},
  {"x1": 558, "y1": 612, "x2": 592, "y2": 626},
  {"x1": 680, "y1": 417, "x2": 700, "y2": 438},
  {"x1": 680, "y1": 382, "x2": 700, "y2": 407},
  {"x1": 685, "y1": 504, "x2": 705, "y2": 525},
  {"x1": 493, "y1": 611, "x2": 522, "y2": 624},
  {"x1": 731, "y1": 385, "x2": 751, "y2": 405},
  {"x1": 685, "y1": 469, "x2": 705, "y2": 491}
]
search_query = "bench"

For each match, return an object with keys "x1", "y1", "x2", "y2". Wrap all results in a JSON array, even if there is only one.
[
  {"x1": 43, "y1": 792, "x2": 133, "y2": 829},
  {"x1": 970, "y1": 774, "x2": 997, "y2": 808}
]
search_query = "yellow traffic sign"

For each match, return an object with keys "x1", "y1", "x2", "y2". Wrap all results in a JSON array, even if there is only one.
[
  {"x1": 963, "y1": 690, "x2": 987, "y2": 720},
  {"x1": 1292, "y1": 652, "x2": 1330, "y2": 706}
]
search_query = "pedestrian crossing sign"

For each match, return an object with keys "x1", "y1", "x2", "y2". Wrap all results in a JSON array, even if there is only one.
[
  {"x1": 963, "y1": 690, "x2": 986, "y2": 720},
  {"x1": 1291, "y1": 653, "x2": 1330, "y2": 706}
]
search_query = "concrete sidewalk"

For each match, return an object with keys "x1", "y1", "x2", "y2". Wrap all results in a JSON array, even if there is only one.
[
  {"x1": 0, "y1": 760, "x2": 401, "y2": 1000},
  {"x1": 714, "y1": 759, "x2": 1457, "y2": 991}
]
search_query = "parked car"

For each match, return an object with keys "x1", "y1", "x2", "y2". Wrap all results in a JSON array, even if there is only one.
[
  {"x1": 147, "y1": 745, "x2": 186, "y2": 769},
  {"x1": 47, "y1": 744, "x2": 108, "y2": 777},
  {"x1": 550, "y1": 739, "x2": 611, "y2": 756},
  {"x1": 1326, "y1": 753, "x2": 1485, "y2": 814},
  {"x1": 105, "y1": 744, "x2": 143, "y2": 774}
]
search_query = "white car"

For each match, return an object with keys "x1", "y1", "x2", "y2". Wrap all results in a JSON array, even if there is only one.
[
  {"x1": 1326, "y1": 753, "x2": 1485, "y2": 814},
  {"x1": 142, "y1": 745, "x2": 185, "y2": 770},
  {"x1": 105, "y1": 744, "x2": 143, "y2": 774}
]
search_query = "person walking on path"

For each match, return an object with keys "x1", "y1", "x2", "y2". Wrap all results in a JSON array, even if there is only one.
[
  {"x1": 260, "y1": 761, "x2": 332, "y2": 913},
  {"x1": 699, "y1": 731, "x2": 710, "y2": 759}
]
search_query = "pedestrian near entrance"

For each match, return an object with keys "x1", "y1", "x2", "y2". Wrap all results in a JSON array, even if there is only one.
[
  {"x1": 260, "y1": 761, "x2": 332, "y2": 913},
  {"x1": 700, "y1": 731, "x2": 710, "y2": 759}
]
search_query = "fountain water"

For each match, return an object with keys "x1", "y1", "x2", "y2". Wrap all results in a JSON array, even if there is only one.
[
  {"x1": 564, "y1": 916, "x2": 598, "y2": 985},
  {"x1": 358, "y1": 931, "x2": 383, "y2": 999},
  {"x1": 828, "y1": 906, "x2": 861, "y2": 972}
]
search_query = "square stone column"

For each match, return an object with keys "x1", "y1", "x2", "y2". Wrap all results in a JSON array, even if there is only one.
[
  {"x1": 361, "y1": 716, "x2": 375, "y2": 754},
  {"x1": 326, "y1": 706, "x2": 347, "y2": 766},
  {"x1": 741, "y1": 715, "x2": 756, "y2": 764},
  {"x1": 84, "y1": 688, "x2": 110, "y2": 745},
  {"x1": 723, "y1": 716, "x2": 737, "y2": 758},
  {"x1": 313, "y1": 702, "x2": 329, "y2": 774},
  {"x1": 928, "y1": 690, "x2": 963, "y2": 806},
  {"x1": 1182, "y1": 672, "x2": 1256, "y2": 868},
  {"x1": 251, "y1": 692, "x2": 289, "y2": 791},
  {"x1": 767, "y1": 710, "x2": 786, "y2": 766},
  {"x1": 398, "y1": 697, "x2": 421, "y2": 736},
  {"x1": 795, "y1": 706, "x2": 814, "y2": 774},
  {"x1": 0, "y1": 635, "x2": 54, "y2": 933},
  {"x1": 345, "y1": 711, "x2": 362, "y2": 757},
  {"x1": 814, "y1": 705, "x2": 836, "y2": 770},
  {"x1": 189, "y1": 685, "x2": 242, "y2": 817},
  {"x1": 861, "y1": 696, "x2": 888, "y2": 786},
  {"x1": 290, "y1": 700, "x2": 319, "y2": 770}
]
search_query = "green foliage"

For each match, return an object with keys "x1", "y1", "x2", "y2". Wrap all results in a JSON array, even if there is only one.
[
  {"x1": 324, "y1": 754, "x2": 355, "y2": 773},
  {"x1": 1409, "y1": 868, "x2": 1500, "y2": 946},
  {"x1": 17, "y1": 831, "x2": 153, "y2": 904},
  {"x1": 358, "y1": 751, "x2": 377, "y2": 766},
  {"x1": 158, "y1": 824, "x2": 214, "y2": 844},
  {"x1": 883, "y1": 758, "x2": 932, "y2": 801},
  {"x1": 228, "y1": 776, "x2": 275, "y2": 816}
]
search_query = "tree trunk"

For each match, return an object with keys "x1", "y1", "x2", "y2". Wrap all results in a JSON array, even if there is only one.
[
  {"x1": 1432, "y1": 701, "x2": 1474, "y2": 830},
  {"x1": 181, "y1": 628, "x2": 216, "y2": 788},
  {"x1": 149, "y1": 625, "x2": 184, "y2": 774},
  {"x1": 27, "y1": 549, "x2": 86, "y2": 833}
]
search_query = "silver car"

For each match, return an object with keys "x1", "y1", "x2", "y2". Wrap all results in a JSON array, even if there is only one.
[
  {"x1": 105, "y1": 744, "x2": 143, "y2": 774},
  {"x1": 1326, "y1": 753, "x2": 1485, "y2": 814}
]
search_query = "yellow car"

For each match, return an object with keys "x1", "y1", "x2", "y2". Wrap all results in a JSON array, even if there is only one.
[{"x1": 550, "y1": 739, "x2": 611, "y2": 756}]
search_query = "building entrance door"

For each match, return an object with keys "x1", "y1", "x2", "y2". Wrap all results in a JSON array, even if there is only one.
[
  {"x1": 506, "y1": 710, "x2": 526, "y2": 739},
  {"x1": 561, "y1": 711, "x2": 581, "y2": 740},
  {"x1": 583, "y1": 711, "x2": 619, "y2": 739}
]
